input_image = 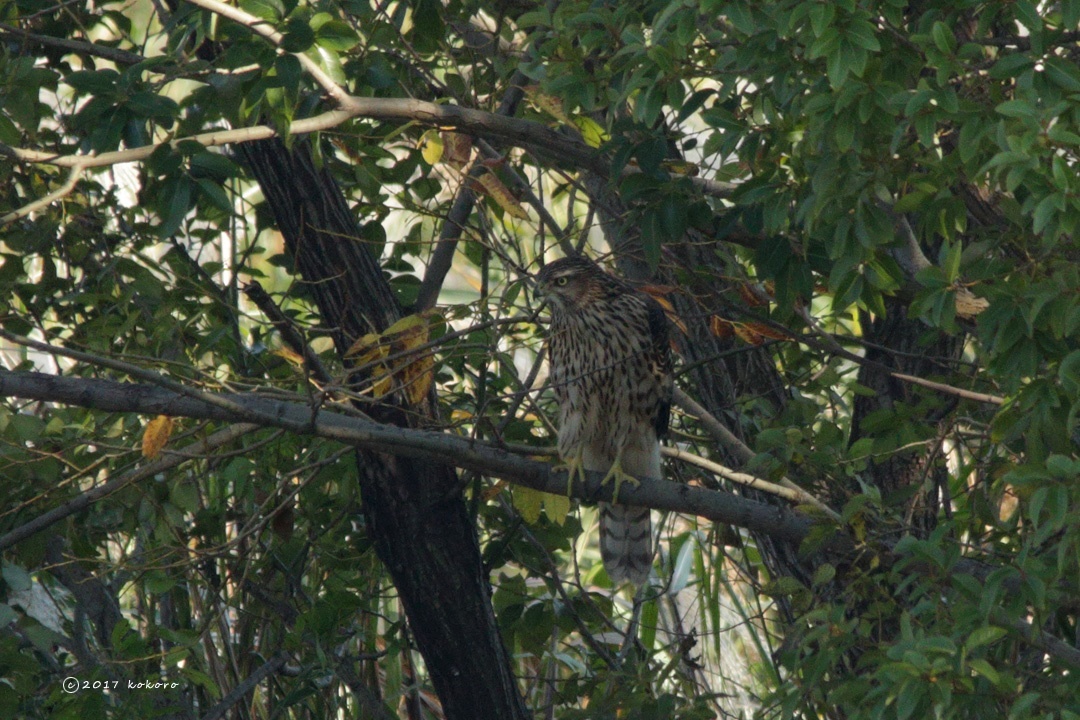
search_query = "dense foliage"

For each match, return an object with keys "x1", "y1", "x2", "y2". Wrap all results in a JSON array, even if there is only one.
[{"x1": 1, "y1": 0, "x2": 1078, "y2": 718}]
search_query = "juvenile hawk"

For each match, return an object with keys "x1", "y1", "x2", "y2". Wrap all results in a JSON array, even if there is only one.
[{"x1": 536, "y1": 255, "x2": 673, "y2": 585}]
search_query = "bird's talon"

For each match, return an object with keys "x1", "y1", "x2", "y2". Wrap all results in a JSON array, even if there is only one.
[
  {"x1": 556, "y1": 451, "x2": 587, "y2": 497},
  {"x1": 600, "y1": 456, "x2": 640, "y2": 504}
]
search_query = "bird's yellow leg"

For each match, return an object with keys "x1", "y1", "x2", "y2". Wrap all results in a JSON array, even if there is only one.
[
  {"x1": 600, "y1": 448, "x2": 640, "y2": 504},
  {"x1": 557, "y1": 447, "x2": 588, "y2": 497}
]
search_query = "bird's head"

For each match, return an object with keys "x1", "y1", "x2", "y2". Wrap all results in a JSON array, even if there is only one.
[{"x1": 535, "y1": 256, "x2": 605, "y2": 312}]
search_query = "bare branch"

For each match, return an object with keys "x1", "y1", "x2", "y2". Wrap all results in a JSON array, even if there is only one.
[
  {"x1": 243, "y1": 281, "x2": 332, "y2": 384},
  {"x1": 5, "y1": 370, "x2": 1079, "y2": 669},
  {"x1": 0, "y1": 98, "x2": 603, "y2": 174},
  {"x1": 673, "y1": 387, "x2": 840, "y2": 519},
  {"x1": 186, "y1": 0, "x2": 353, "y2": 107},
  {"x1": 793, "y1": 307, "x2": 1006, "y2": 405},
  {"x1": 663, "y1": 446, "x2": 840, "y2": 521},
  {"x1": 200, "y1": 650, "x2": 290, "y2": 720},
  {"x1": 0, "y1": 369, "x2": 825, "y2": 548},
  {"x1": 0, "y1": 23, "x2": 145, "y2": 65}
]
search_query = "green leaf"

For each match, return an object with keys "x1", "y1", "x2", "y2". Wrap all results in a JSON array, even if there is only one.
[
  {"x1": 157, "y1": 176, "x2": 194, "y2": 238},
  {"x1": 1059, "y1": 350, "x2": 1080, "y2": 395},
  {"x1": 0, "y1": 114, "x2": 19, "y2": 144},
  {"x1": 280, "y1": 18, "x2": 316, "y2": 53},
  {"x1": 195, "y1": 178, "x2": 233, "y2": 214},
  {"x1": 995, "y1": 100, "x2": 1036, "y2": 118},
  {"x1": 942, "y1": 241, "x2": 962, "y2": 282},
  {"x1": 1032, "y1": 194, "x2": 1060, "y2": 235},
  {"x1": 304, "y1": 45, "x2": 346, "y2": 86},
  {"x1": 64, "y1": 69, "x2": 120, "y2": 95},
  {"x1": 410, "y1": 0, "x2": 445, "y2": 53},
  {"x1": 125, "y1": 91, "x2": 180, "y2": 121},
  {"x1": 968, "y1": 659, "x2": 1002, "y2": 685},
  {"x1": 966, "y1": 626, "x2": 1007, "y2": 650},
  {"x1": 1, "y1": 563, "x2": 32, "y2": 593},
  {"x1": 659, "y1": 194, "x2": 687, "y2": 240},
  {"x1": 988, "y1": 53, "x2": 1034, "y2": 79},
  {"x1": 763, "y1": 576, "x2": 805, "y2": 597},
  {"x1": 845, "y1": 20, "x2": 880, "y2": 52},
  {"x1": 930, "y1": 22, "x2": 956, "y2": 54},
  {"x1": 513, "y1": 486, "x2": 543, "y2": 524},
  {"x1": 239, "y1": 0, "x2": 283, "y2": 22},
  {"x1": 313, "y1": 18, "x2": 359, "y2": 52}
]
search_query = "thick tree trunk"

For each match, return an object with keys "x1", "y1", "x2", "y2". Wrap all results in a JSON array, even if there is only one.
[{"x1": 238, "y1": 139, "x2": 528, "y2": 720}]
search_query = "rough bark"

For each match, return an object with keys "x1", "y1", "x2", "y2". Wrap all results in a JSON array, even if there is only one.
[
  {"x1": 237, "y1": 138, "x2": 529, "y2": 720},
  {"x1": 848, "y1": 298, "x2": 964, "y2": 534}
]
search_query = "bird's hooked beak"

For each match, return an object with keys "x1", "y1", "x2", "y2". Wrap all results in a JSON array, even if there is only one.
[{"x1": 531, "y1": 273, "x2": 553, "y2": 303}]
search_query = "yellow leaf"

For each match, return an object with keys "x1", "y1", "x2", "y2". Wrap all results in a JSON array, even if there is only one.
[
  {"x1": 345, "y1": 332, "x2": 385, "y2": 360},
  {"x1": 475, "y1": 171, "x2": 529, "y2": 219},
  {"x1": 743, "y1": 321, "x2": 792, "y2": 341},
  {"x1": 383, "y1": 313, "x2": 429, "y2": 336},
  {"x1": 639, "y1": 284, "x2": 688, "y2": 335},
  {"x1": 572, "y1": 116, "x2": 609, "y2": 148},
  {"x1": 524, "y1": 85, "x2": 572, "y2": 124},
  {"x1": 660, "y1": 159, "x2": 699, "y2": 176},
  {"x1": 370, "y1": 366, "x2": 393, "y2": 398},
  {"x1": 390, "y1": 321, "x2": 433, "y2": 405},
  {"x1": 737, "y1": 282, "x2": 771, "y2": 307},
  {"x1": 273, "y1": 347, "x2": 305, "y2": 366},
  {"x1": 419, "y1": 129, "x2": 443, "y2": 165},
  {"x1": 542, "y1": 492, "x2": 570, "y2": 525},
  {"x1": 514, "y1": 486, "x2": 543, "y2": 524},
  {"x1": 850, "y1": 514, "x2": 867, "y2": 544},
  {"x1": 142, "y1": 415, "x2": 174, "y2": 459},
  {"x1": 345, "y1": 314, "x2": 440, "y2": 404}
]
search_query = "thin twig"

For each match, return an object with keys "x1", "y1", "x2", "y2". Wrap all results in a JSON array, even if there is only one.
[
  {"x1": 1, "y1": 162, "x2": 84, "y2": 226},
  {"x1": 663, "y1": 447, "x2": 840, "y2": 521},
  {"x1": 795, "y1": 306, "x2": 1005, "y2": 405},
  {"x1": 244, "y1": 281, "x2": 333, "y2": 384},
  {"x1": 672, "y1": 388, "x2": 830, "y2": 514},
  {"x1": 0, "y1": 23, "x2": 144, "y2": 65},
  {"x1": 199, "y1": 651, "x2": 289, "y2": 720}
]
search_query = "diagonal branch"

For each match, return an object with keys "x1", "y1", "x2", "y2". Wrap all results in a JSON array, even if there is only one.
[
  {"x1": 200, "y1": 651, "x2": 290, "y2": 720},
  {"x1": 0, "y1": 369, "x2": 824, "y2": 548},
  {"x1": 4, "y1": 369, "x2": 1078, "y2": 669},
  {"x1": 0, "y1": 23, "x2": 145, "y2": 65}
]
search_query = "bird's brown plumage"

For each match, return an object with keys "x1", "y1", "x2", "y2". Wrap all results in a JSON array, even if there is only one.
[{"x1": 537, "y1": 255, "x2": 673, "y2": 585}]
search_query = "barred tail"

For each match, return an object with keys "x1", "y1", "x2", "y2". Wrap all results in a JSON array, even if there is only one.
[{"x1": 599, "y1": 502, "x2": 653, "y2": 586}]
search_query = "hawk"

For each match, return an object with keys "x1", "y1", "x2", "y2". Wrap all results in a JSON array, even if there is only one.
[{"x1": 536, "y1": 255, "x2": 673, "y2": 585}]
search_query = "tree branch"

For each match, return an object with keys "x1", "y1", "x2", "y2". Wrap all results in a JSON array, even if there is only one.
[
  {"x1": 200, "y1": 650, "x2": 290, "y2": 720},
  {"x1": 0, "y1": 23, "x2": 145, "y2": 65},
  {"x1": 0, "y1": 99, "x2": 602, "y2": 174},
  {"x1": 6, "y1": 369, "x2": 1079, "y2": 669},
  {"x1": 0, "y1": 369, "x2": 825, "y2": 548}
]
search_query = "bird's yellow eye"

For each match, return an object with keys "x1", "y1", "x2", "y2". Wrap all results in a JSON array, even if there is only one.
[{"x1": 555, "y1": 277, "x2": 569, "y2": 286}]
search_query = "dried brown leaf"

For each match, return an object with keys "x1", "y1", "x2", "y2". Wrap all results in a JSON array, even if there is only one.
[
  {"x1": 142, "y1": 415, "x2": 174, "y2": 459},
  {"x1": 475, "y1": 171, "x2": 529, "y2": 219}
]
